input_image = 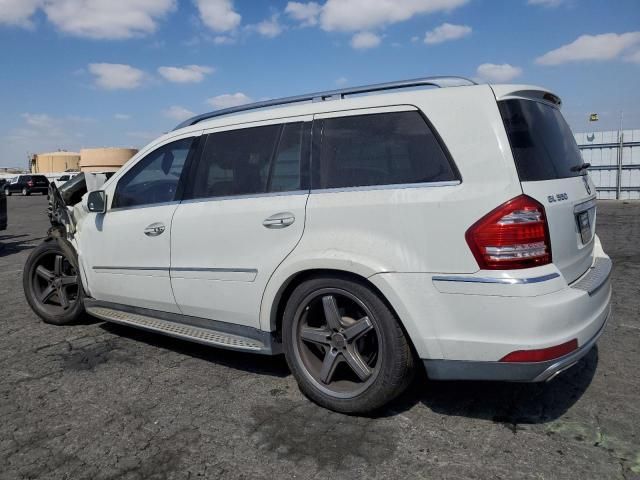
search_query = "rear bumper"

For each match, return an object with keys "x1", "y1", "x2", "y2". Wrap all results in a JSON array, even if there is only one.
[
  {"x1": 424, "y1": 310, "x2": 609, "y2": 382},
  {"x1": 368, "y1": 237, "x2": 612, "y2": 372}
]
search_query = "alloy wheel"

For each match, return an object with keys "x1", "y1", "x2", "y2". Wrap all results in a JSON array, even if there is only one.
[
  {"x1": 31, "y1": 252, "x2": 79, "y2": 314},
  {"x1": 292, "y1": 288, "x2": 381, "y2": 398}
]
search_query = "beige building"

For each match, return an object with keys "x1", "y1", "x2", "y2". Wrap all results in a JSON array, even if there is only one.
[
  {"x1": 79, "y1": 147, "x2": 138, "y2": 173},
  {"x1": 31, "y1": 151, "x2": 80, "y2": 173}
]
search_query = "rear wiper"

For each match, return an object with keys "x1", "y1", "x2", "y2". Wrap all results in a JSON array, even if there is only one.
[{"x1": 570, "y1": 162, "x2": 591, "y2": 172}]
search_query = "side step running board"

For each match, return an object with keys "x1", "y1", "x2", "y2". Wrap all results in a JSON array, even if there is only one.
[{"x1": 86, "y1": 305, "x2": 271, "y2": 354}]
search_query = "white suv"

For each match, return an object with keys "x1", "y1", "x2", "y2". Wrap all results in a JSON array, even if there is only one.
[{"x1": 23, "y1": 76, "x2": 612, "y2": 413}]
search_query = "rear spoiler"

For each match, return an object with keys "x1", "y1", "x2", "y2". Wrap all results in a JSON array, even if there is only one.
[{"x1": 490, "y1": 84, "x2": 562, "y2": 108}]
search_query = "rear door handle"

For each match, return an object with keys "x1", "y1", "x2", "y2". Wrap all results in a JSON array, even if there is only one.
[
  {"x1": 263, "y1": 212, "x2": 295, "y2": 229},
  {"x1": 144, "y1": 222, "x2": 166, "y2": 237}
]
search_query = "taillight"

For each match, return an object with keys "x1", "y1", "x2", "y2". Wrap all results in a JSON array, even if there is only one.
[
  {"x1": 27, "y1": 180, "x2": 34, "y2": 187},
  {"x1": 499, "y1": 339, "x2": 578, "y2": 362},
  {"x1": 465, "y1": 195, "x2": 551, "y2": 270}
]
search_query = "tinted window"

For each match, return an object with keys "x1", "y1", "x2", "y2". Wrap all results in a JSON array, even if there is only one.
[
  {"x1": 189, "y1": 124, "x2": 281, "y2": 199},
  {"x1": 269, "y1": 123, "x2": 304, "y2": 192},
  {"x1": 314, "y1": 111, "x2": 456, "y2": 189},
  {"x1": 498, "y1": 99, "x2": 584, "y2": 181},
  {"x1": 33, "y1": 175, "x2": 49, "y2": 183},
  {"x1": 113, "y1": 138, "x2": 193, "y2": 208}
]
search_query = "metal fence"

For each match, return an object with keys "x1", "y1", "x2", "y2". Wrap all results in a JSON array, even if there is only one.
[{"x1": 575, "y1": 129, "x2": 640, "y2": 200}]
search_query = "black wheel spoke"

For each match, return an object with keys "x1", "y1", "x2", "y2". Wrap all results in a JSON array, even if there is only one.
[
  {"x1": 342, "y1": 345, "x2": 373, "y2": 381},
  {"x1": 300, "y1": 326, "x2": 331, "y2": 345},
  {"x1": 35, "y1": 265, "x2": 55, "y2": 282},
  {"x1": 322, "y1": 295, "x2": 343, "y2": 330},
  {"x1": 342, "y1": 316, "x2": 373, "y2": 342},
  {"x1": 57, "y1": 287, "x2": 70, "y2": 309},
  {"x1": 319, "y1": 348, "x2": 340, "y2": 384},
  {"x1": 60, "y1": 275, "x2": 77, "y2": 286},
  {"x1": 39, "y1": 285, "x2": 56, "y2": 304},
  {"x1": 53, "y1": 255, "x2": 63, "y2": 276}
]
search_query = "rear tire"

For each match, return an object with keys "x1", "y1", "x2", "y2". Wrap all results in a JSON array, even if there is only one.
[
  {"x1": 23, "y1": 239, "x2": 85, "y2": 325},
  {"x1": 5, "y1": 188, "x2": 11, "y2": 196},
  {"x1": 22, "y1": 187, "x2": 29, "y2": 196},
  {"x1": 282, "y1": 275, "x2": 414, "y2": 414}
]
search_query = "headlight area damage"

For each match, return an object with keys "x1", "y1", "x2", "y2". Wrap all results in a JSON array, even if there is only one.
[{"x1": 26, "y1": 172, "x2": 113, "y2": 325}]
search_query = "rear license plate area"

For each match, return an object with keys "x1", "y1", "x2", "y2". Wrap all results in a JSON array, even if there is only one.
[{"x1": 576, "y1": 209, "x2": 593, "y2": 244}]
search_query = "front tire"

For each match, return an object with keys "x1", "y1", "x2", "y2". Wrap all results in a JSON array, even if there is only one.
[
  {"x1": 5, "y1": 188, "x2": 11, "y2": 196},
  {"x1": 23, "y1": 239, "x2": 85, "y2": 325},
  {"x1": 282, "y1": 275, "x2": 414, "y2": 414}
]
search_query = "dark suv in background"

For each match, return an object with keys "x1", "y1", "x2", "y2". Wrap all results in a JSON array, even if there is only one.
[{"x1": 3, "y1": 175, "x2": 50, "y2": 196}]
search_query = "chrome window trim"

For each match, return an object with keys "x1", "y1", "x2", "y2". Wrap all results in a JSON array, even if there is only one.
[
  {"x1": 310, "y1": 180, "x2": 460, "y2": 194},
  {"x1": 109, "y1": 200, "x2": 181, "y2": 213},
  {"x1": 180, "y1": 189, "x2": 309, "y2": 205},
  {"x1": 432, "y1": 272, "x2": 560, "y2": 285}
]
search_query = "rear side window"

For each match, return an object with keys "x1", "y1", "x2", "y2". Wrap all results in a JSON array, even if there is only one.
[
  {"x1": 498, "y1": 99, "x2": 584, "y2": 181},
  {"x1": 313, "y1": 111, "x2": 457, "y2": 190},
  {"x1": 188, "y1": 122, "x2": 308, "y2": 200}
]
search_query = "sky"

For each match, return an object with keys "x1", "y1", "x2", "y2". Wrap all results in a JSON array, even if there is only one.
[{"x1": 0, "y1": 0, "x2": 639, "y2": 168}]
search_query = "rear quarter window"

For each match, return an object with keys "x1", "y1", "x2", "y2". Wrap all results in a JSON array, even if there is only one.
[
  {"x1": 313, "y1": 111, "x2": 458, "y2": 190},
  {"x1": 498, "y1": 99, "x2": 584, "y2": 181}
]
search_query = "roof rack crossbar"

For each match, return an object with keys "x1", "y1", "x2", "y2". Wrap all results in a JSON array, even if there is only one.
[{"x1": 173, "y1": 75, "x2": 476, "y2": 131}]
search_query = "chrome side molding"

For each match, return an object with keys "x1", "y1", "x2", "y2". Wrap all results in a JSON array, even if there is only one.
[{"x1": 432, "y1": 272, "x2": 560, "y2": 285}]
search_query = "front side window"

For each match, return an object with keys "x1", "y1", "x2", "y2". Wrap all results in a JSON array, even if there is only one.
[
  {"x1": 313, "y1": 111, "x2": 457, "y2": 190},
  {"x1": 188, "y1": 123, "x2": 305, "y2": 200},
  {"x1": 112, "y1": 137, "x2": 194, "y2": 208}
]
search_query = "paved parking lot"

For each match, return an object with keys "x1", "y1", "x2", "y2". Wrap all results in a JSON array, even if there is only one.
[{"x1": 1, "y1": 195, "x2": 639, "y2": 480}]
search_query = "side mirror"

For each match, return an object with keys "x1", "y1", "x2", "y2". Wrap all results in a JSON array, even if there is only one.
[{"x1": 87, "y1": 191, "x2": 107, "y2": 213}]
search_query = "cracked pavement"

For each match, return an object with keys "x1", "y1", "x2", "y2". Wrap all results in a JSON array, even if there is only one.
[{"x1": 1, "y1": 195, "x2": 639, "y2": 479}]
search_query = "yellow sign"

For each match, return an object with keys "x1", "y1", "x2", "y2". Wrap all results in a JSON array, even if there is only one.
[{"x1": 589, "y1": 113, "x2": 599, "y2": 121}]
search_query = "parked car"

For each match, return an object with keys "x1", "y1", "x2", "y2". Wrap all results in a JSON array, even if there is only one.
[
  {"x1": 0, "y1": 185, "x2": 6, "y2": 231},
  {"x1": 22, "y1": 76, "x2": 612, "y2": 413},
  {"x1": 3, "y1": 175, "x2": 50, "y2": 196},
  {"x1": 53, "y1": 173, "x2": 79, "y2": 189}
]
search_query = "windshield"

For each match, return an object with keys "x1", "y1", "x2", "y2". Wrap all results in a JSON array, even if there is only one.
[{"x1": 498, "y1": 99, "x2": 585, "y2": 181}]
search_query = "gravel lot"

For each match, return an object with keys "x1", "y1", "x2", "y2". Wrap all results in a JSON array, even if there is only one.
[{"x1": 1, "y1": 195, "x2": 638, "y2": 480}]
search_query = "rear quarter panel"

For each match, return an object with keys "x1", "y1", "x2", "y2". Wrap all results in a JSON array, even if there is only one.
[{"x1": 260, "y1": 85, "x2": 523, "y2": 331}]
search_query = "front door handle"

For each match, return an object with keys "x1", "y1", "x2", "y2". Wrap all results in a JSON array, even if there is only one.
[
  {"x1": 263, "y1": 212, "x2": 295, "y2": 229},
  {"x1": 144, "y1": 222, "x2": 166, "y2": 237}
]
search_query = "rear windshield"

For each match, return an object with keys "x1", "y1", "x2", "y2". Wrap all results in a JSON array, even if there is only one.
[
  {"x1": 32, "y1": 176, "x2": 49, "y2": 182},
  {"x1": 498, "y1": 99, "x2": 584, "y2": 181}
]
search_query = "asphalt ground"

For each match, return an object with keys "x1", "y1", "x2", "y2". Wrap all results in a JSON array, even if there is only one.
[{"x1": 1, "y1": 194, "x2": 638, "y2": 480}]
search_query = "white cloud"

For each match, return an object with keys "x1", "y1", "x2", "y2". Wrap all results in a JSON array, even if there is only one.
[
  {"x1": 42, "y1": 0, "x2": 175, "y2": 39},
  {"x1": 114, "y1": 113, "x2": 130, "y2": 120},
  {"x1": 335, "y1": 76, "x2": 348, "y2": 86},
  {"x1": 320, "y1": 0, "x2": 469, "y2": 32},
  {"x1": 158, "y1": 65, "x2": 214, "y2": 83},
  {"x1": 285, "y1": 1, "x2": 321, "y2": 27},
  {"x1": 88, "y1": 63, "x2": 145, "y2": 90},
  {"x1": 255, "y1": 15, "x2": 283, "y2": 38},
  {"x1": 527, "y1": 0, "x2": 565, "y2": 6},
  {"x1": 351, "y1": 31, "x2": 381, "y2": 49},
  {"x1": 213, "y1": 35, "x2": 235, "y2": 44},
  {"x1": 195, "y1": 0, "x2": 241, "y2": 33},
  {"x1": 0, "y1": 0, "x2": 42, "y2": 27},
  {"x1": 207, "y1": 93, "x2": 252, "y2": 109},
  {"x1": 536, "y1": 32, "x2": 640, "y2": 65},
  {"x1": 424, "y1": 22, "x2": 471, "y2": 44},
  {"x1": 476, "y1": 63, "x2": 522, "y2": 82},
  {"x1": 164, "y1": 106, "x2": 195, "y2": 121},
  {"x1": 22, "y1": 113, "x2": 56, "y2": 130},
  {"x1": 625, "y1": 50, "x2": 640, "y2": 64}
]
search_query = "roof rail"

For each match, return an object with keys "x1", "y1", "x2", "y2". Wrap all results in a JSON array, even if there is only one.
[{"x1": 173, "y1": 75, "x2": 476, "y2": 131}]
